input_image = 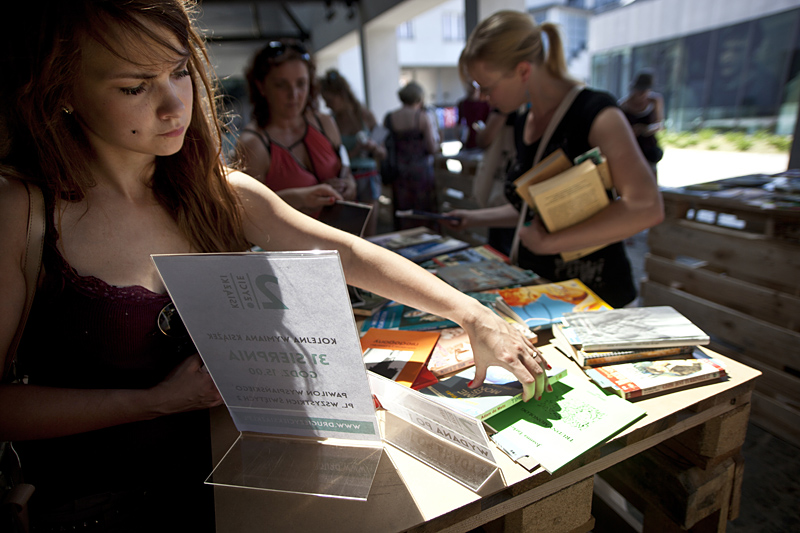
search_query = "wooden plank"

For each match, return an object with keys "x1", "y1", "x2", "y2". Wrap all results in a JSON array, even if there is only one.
[
  {"x1": 601, "y1": 449, "x2": 735, "y2": 530},
  {"x1": 503, "y1": 477, "x2": 594, "y2": 533},
  {"x1": 640, "y1": 280, "x2": 800, "y2": 371},
  {"x1": 708, "y1": 343, "x2": 800, "y2": 412},
  {"x1": 664, "y1": 403, "x2": 750, "y2": 469},
  {"x1": 644, "y1": 254, "x2": 800, "y2": 332},
  {"x1": 647, "y1": 220, "x2": 800, "y2": 293},
  {"x1": 749, "y1": 390, "x2": 800, "y2": 449}
]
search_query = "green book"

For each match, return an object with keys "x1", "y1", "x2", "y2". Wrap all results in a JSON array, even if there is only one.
[{"x1": 487, "y1": 374, "x2": 646, "y2": 473}]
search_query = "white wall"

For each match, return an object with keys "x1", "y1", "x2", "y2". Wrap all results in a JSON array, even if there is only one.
[{"x1": 590, "y1": 0, "x2": 800, "y2": 52}]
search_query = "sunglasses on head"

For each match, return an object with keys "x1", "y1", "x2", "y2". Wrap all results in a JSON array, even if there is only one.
[{"x1": 265, "y1": 41, "x2": 311, "y2": 61}]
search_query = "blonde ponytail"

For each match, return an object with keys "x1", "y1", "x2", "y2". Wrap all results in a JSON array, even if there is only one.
[{"x1": 540, "y1": 22, "x2": 569, "y2": 80}]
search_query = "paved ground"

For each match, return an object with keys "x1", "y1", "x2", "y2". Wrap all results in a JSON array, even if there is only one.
[{"x1": 656, "y1": 147, "x2": 790, "y2": 188}]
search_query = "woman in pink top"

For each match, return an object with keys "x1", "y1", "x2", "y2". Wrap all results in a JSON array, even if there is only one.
[{"x1": 237, "y1": 40, "x2": 356, "y2": 216}]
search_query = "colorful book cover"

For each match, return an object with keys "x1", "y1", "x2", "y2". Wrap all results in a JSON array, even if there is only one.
[
  {"x1": 585, "y1": 350, "x2": 727, "y2": 400},
  {"x1": 360, "y1": 328, "x2": 441, "y2": 387},
  {"x1": 497, "y1": 279, "x2": 611, "y2": 331},
  {"x1": 562, "y1": 306, "x2": 710, "y2": 351},
  {"x1": 419, "y1": 365, "x2": 568, "y2": 421},
  {"x1": 436, "y1": 261, "x2": 540, "y2": 292},
  {"x1": 487, "y1": 374, "x2": 647, "y2": 473},
  {"x1": 359, "y1": 302, "x2": 458, "y2": 332},
  {"x1": 420, "y1": 244, "x2": 509, "y2": 269},
  {"x1": 426, "y1": 327, "x2": 474, "y2": 377},
  {"x1": 394, "y1": 237, "x2": 471, "y2": 264}
]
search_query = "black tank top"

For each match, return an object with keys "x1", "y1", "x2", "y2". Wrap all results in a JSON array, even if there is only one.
[{"x1": 505, "y1": 89, "x2": 636, "y2": 308}]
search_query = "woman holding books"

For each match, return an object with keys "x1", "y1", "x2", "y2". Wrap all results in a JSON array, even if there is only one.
[
  {"x1": 445, "y1": 11, "x2": 664, "y2": 308},
  {"x1": 0, "y1": 1, "x2": 550, "y2": 529}
]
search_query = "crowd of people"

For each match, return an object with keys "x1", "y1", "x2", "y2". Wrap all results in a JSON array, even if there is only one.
[{"x1": 0, "y1": 2, "x2": 663, "y2": 531}]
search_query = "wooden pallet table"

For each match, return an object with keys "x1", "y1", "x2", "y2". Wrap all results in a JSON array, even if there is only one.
[
  {"x1": 642, "y1": 174, "x2": 800, "y2": 448},
  {"x1": 210, "y1": 344, "x2": 759, "y2": 533}
]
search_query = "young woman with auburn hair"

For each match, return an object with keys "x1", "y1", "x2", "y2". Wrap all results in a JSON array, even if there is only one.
[{"x1": 0, "y1": 3, "x2": 551, "y2": 529}]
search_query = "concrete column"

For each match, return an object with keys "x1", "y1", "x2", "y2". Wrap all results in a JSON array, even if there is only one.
[{"x1": 363, "y1": 24, "x2": 402, "y2": 124}]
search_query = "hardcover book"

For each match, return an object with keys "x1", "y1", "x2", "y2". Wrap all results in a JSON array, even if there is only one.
[
  {"x1": 360, "y1": 328, "x2": 442, "y2": 388},
  {"x1": 497, "y1": 279, "x2": 612, "y2": 331},
  {"x1": 487, "y1": 374, "x2": 647, "y2": 473},
  {"x1": 585, "y1": 350, "x2": 727, "y2": 400},
  {"x1": 561, "y1": 306, "x2": 710, "y2": 352},
  {"x1": 551, "y1": 323, "x2": 696, "y2": 367},
  {"x1": 419, "y1": 365, "x2": 568, "y2": 421},
  {"x1": 436, "y1": 261, "x2": 540, "y2": 292}
]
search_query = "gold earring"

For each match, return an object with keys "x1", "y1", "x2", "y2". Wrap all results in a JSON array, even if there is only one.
[{"x1": 62, "y1": 106, "x2": 73, "y2": 115}]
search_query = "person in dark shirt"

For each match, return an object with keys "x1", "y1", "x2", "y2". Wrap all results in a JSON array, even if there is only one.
[{"x1": 445, "y1": 11, "x2": 664, "y2": 307}]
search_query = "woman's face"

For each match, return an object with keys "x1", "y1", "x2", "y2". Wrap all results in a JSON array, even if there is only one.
[
  {"x1": 70, "y1": 25, "x2": 193, "y2": 161},
  {"x1": 258, "y1": 59, "x2": 310, "y2": 121},
  {"x1": 469, "y1": 60, "x2": 523, "y2": 114}
]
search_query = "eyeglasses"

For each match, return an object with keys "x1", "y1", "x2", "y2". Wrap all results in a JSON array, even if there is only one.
[
  {"x1": 264, "y1": 41, "x2": 311, "y2": 61},
  {"x1": 158, "y1": 302, "x2": 189, "y2": 338}
]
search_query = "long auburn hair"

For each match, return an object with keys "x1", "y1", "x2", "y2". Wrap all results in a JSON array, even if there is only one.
[{"x1": 0, "y1": 0, "x2": 249, "y2": 253}]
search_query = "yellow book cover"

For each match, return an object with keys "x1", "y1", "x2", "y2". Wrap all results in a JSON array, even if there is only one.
[
  {"x1": 528, "y1": 159, "x2": 610, "y2": 262},
  {"x1": 514, "y1": 148, "x2": 572, "y2": 207},
  {"x1": 360, "y1": 328, "x2": 441, "y2": 387}
]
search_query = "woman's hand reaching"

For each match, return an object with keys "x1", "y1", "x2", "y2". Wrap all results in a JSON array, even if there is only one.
[{"x1": 461, "y1": 310, "x2": 551, "y2": 402}]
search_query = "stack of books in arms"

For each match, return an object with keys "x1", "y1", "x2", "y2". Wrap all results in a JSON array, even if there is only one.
[{"x1": 553, "y1": 306, "x2": 726, "y2": 399}]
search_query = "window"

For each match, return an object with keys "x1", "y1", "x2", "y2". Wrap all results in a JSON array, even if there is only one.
[
  {"x1": 442, "y1": 12, "x2": 465, "y2": 42},
  {"x1": 397, "y1": 21, "x2": 414, "y2": 40}
]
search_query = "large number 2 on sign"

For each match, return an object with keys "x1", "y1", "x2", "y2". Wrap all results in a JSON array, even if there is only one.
[{"x1": 254, "y1": 274, "x2": 288, "y2": 309}]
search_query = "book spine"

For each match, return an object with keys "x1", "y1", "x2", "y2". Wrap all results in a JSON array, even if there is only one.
[
  {"x1": 583, "y1": 346, "x2": 695, "y2": 367},
  {"x1": 637, "y1": 369, "x2": 723, "y2": 397},
  {"x1": 580, "y1": 338, "x2": 708, "y2": 352},
  {"x1": 477, "y1": 394, "x2": 523, "y2": 420}
]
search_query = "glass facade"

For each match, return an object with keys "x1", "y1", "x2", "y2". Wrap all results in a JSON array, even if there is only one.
[{"x1": 591, "y1": 8, "x2": 800, "y2": 134}]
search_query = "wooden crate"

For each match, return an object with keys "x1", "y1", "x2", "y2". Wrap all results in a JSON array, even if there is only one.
[{"x1": 642, "y1": 179, "x2": 800, "y2": 447}]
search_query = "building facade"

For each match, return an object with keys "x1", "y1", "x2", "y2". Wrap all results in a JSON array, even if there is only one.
[{"x1": 589, "y1": 0, "x2": 800, "y2": 134}]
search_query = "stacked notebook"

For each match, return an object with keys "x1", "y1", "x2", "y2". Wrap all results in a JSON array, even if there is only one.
[{"x1": 553, "y1": 306, "x2": 725, "y2": 399}]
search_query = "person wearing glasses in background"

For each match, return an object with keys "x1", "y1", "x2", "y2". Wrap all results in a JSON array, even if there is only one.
[
  {"x1": 445, "y1": 11, "x2": 663, "y2": 308},
  {"x1": 0, "y1": 2, "x2": 552, "y2": 530},
  {"x1": 236, "y1": 39, "x2": 357, "y2": 216}
]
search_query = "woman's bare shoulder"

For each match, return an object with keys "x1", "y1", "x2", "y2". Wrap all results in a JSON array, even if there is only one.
[{"x1": 0, "y1": 177, "x2": 35, "y2": 263}]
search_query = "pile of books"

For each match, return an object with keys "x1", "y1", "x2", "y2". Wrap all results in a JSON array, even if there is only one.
[{"x1": 553, "y1": 306, "x2": 727, "y2": 399}]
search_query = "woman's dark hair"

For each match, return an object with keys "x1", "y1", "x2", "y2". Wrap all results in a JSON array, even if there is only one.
[
  {"x1": 245, "y1": 38, "x2": 318, "y2": 128},
  {"x1": 319, "y1": 69, "x2": 364, "y2": 118},
  {"x1": 0, "y1": 0, "x2": 249, "y2": 253}
]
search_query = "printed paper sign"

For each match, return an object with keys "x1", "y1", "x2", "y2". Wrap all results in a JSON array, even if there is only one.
[{"x1": 153, "y1": 251, "x2": 381, "y2": 442}]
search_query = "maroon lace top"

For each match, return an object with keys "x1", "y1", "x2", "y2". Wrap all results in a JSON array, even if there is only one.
[{"x1": 15, "y1": 201, "x2": 213, "y2": 525}]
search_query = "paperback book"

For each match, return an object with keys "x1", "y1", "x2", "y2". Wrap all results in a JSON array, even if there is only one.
[
  {"x1": 487, "y1": 374, "x2": 647, "y2": 473},
  {"x1": 421, "y1": 244, "x2": 509, "y2": 269},
  {"x1": 561, "y1": 306, "x2": 710, "y2": 352},
  {"x1": 436, "y1": 261, "x2": 540, "y2": 292},
  {"x1": 585, "y1": 350, "x2": 727, "y2": 400},
  {"x1": 426, "y1": 327, "x2": 474, "y2": 377},
  {"x1": 360, "y1": 328, "x2": 441, "y2": 388},
  {"x1": 419, "y1": 365, "x2": 568, "y2": 421},
  {"x1": 359, "y1": 302, "x2": 458, "y2": 332},
  {"x1": 551, "y1": 323, "x2": 696, "y2": 367},
  {"x1": 367, "y1": 227, "x2": 469, "y2": 263},
  {"x1": 497, "y1": 279, "x2": 611, "y2": 331}
]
